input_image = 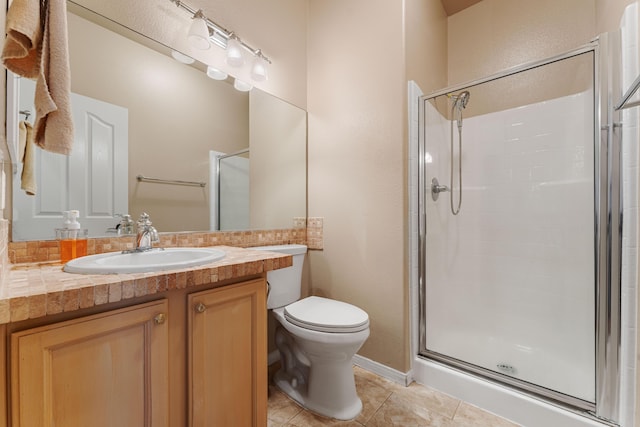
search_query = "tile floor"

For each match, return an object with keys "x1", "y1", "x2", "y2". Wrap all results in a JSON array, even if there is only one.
[{"x1": 268, "y1": 366, "x2": 521, "y2": 426}]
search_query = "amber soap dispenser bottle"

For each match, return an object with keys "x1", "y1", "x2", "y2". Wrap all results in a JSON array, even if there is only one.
[{"x1": 56, "y1": 210, "x2": 88, "y2": 263}]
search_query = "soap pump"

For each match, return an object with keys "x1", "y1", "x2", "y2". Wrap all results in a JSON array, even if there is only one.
[
  {"x1": 66, "y1": 210, "x2": 81, "y2": 230},
  {"x1": 57, "y1": 210, "x2": 88, "y2": 263}
]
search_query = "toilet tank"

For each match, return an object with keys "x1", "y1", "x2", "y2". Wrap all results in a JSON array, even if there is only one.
[{"x1": 249, "y1": 244, "x2": 307, "y2": 309}]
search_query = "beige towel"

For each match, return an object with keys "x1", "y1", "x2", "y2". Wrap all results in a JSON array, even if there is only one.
[
  {"x1": 34, "y1": 0, "x2": 74, "y2": 155},
  {"x1": 19, "y1": 121, "x2": 36, "y2": 195},
  {"x1": 1, "y1": 0, "x2": 43, "y2": 79}
]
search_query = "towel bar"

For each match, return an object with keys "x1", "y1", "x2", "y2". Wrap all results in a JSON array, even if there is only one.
[{"x1": 136, "y1": 174, "x2": 206, "y2": 187}]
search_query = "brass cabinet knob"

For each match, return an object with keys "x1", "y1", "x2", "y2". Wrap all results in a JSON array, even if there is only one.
[
  {"x1": 195, "y1": 303, "x2": 207, "y2": 313},
  {"x1": 154, "y1": 313, "x2": 167, "y2": 325}
]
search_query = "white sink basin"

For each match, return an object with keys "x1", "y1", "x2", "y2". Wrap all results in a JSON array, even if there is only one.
[{"x1": 63, "y1": 247, "x2": 226, "y2": 274}]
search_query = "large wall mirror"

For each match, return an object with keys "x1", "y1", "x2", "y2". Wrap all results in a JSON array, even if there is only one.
[{"x1": 9, "y1": 0, "x2": 307, "y2": 241}]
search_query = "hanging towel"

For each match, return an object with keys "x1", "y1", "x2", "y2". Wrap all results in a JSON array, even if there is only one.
[
  {"x1": 33, "y1": 0, "x2": 74, "y2": 155},
  {"x1": 19, "y1": 120, "x2": 36, "y2": 195},
  {"x1": 1, "y1": 0, "x2": 43, "y2": 79}
]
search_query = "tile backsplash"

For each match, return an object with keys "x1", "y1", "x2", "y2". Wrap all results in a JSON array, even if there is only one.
[
  {"x1": 8, "y1": 227, "x2": 307, "y2": 264},
  {"x1": 307, "y1": 217, "x2": 324, "y2": 250},
  {"x1": 0, "y1": 213, "x2": 325, "y2": 267}
]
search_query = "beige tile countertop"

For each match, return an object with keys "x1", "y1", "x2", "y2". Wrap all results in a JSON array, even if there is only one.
[{"x1": 0, "y1": 246, "x2": 291, "y2": 325}]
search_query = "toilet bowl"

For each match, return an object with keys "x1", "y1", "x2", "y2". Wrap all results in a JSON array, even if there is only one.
[{"x1": 250, "y1": 244, "x2": 370, "y2": 420}]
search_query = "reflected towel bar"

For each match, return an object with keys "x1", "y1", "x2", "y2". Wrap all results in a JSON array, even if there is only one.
[{"x1": 136, "y1": 174, "x2": 206, "y2": 187}]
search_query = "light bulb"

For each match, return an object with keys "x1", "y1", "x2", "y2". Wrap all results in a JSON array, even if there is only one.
[
  {"x1": 250, "y1": 53, "x2": 268, "y2": 82},
  {"x1": 206, "y1": 66, "x2": 228, "y2": 80},
  {"x1": 188, "y1": 13, "x2": 210, "y2": 50},
  {"x1": 233, "y1": 79, "x2": 252, "y2": 92},
  {"x1": 226, "y1": 37, "x2": 244, "y2": 67},
  {"x1": 171, "y1": 50, "x2": 195, "y2": 64}
]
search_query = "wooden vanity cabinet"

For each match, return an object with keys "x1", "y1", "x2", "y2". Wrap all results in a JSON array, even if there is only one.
[
  {"x1": 10, "y1": 299, "x2": 170, "y2": 427},
  {"x1": 188, "y1": 278, "x2": 268, "y2": 427},
  {"x1": 4, "y1": 276, "x2": 268, "y2": 427}
]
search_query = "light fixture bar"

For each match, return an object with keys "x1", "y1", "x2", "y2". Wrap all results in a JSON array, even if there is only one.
[{"x1": 169, "y1": 0, "x2": 271, "y2": 63}]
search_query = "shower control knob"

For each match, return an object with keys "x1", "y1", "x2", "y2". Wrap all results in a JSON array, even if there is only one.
[{"x1": 431, "y1": 177, "x2": 450, "y2": 201}]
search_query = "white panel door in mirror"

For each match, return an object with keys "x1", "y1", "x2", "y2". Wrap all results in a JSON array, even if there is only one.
[{"x1": 12, "y1": 78, "x2": 128, "y2": 241}]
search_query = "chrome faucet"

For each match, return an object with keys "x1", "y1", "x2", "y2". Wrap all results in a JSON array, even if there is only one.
[{"x1": 135, "y1": 212, "x2": 159, "y2": 251}]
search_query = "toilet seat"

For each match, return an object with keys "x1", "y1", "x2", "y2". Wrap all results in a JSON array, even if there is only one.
[{"x1": 284, "y1": 296, "x2": 369, "y2": 333}]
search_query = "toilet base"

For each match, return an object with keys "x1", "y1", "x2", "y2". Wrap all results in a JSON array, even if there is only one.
[
  {"x1": 274, "y1": 368, "x2": 363, "y2": 420},
  {"x1": 273, "y1": 323, "x2": 365, "y2": 420},
  {"x1": 271, "y1": 304, "x2": 370, "y2": 421}
]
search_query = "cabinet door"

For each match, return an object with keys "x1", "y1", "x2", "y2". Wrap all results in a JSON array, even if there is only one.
[
  {"x1": 11, "y1": 300, "x2": 169, "y2": 427},
  {"x1": 189, "y1": 279, "x2": 267, "y2": 427}
]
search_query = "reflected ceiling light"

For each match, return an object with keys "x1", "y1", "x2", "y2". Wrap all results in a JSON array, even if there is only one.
[
  {"x1": 250, "y1": 50, "x2": 268, "y2": 82},
  {"x1": 169, "y1": 0, "x2": 272, "y2": 77},
  {"x1": 187, "y1": 10, "x2": 210, "y2": 50},
  {"x1": 206, "y1": 66, "x2": 228, "y2": 80},
  {"x1": 233, "y1": 79, "x2": 252, "y2": 92},
  {"x1": 171, "y1": 50, "x2": 195, "y2": 64},
  {"x1": 226, "y1": 34, "x2": 244, "y2": 67}
]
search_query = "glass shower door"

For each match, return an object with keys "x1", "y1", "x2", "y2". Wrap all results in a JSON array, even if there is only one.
[
  {"x1": 420, "y1": 51, "x2": 596, "y2": 404},
  {"x1": 218, "y1": 151, "x2": 250, "y2": 230}
]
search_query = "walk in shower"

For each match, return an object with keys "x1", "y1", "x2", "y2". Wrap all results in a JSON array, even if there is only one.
[{"x1": 416, "y1": 32, "x2": 638, "y2": 426}]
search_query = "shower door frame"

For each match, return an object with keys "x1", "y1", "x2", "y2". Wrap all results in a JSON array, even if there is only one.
[
  {"x1": 417, "y1": 38, "x2": 621, "y2": 423},
  {"x1": 212, "y1": 148, "x2": 250, "y2": 231}
]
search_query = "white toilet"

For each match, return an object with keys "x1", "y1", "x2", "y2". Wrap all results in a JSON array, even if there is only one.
[{"x1": 252, "y1": 244, "x2": 370, "y2": 420}]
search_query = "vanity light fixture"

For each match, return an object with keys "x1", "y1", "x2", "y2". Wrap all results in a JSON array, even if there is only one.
[
  {"x1": 187, "y1": 10, "x2": 210, "y2": 50},
  {"x1": 233, "y1": 79, "x2": 253, "y2": 92},
  {"x1": 207, "y1": 66, "x2": 228, "y2": 81},
  {"x1": 250, "y1": 50, "x2": 268, "y2": 82},
  {"x1": 171, "y1": 50, "x2": 195, "y2": 64},
  {"x1": 226, "y1": 34, "x2": 244, "y2": 67},
  {"x1": 169, "y1": 0, "x2": 271, "y2": 81}
]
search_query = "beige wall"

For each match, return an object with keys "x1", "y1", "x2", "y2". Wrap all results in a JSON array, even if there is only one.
[
  {"x1": 447, "y1": 0, "x2": 597, "y2": 86},
  {"x1": 596, "y1": 0, "x2": 638, "y2": 34},
  {"x1": 307, "y1": 0, "x2": 410, "y2": 371},
  {"x1": 405, "y1": 0, "x2": 449, "y2": 95}
]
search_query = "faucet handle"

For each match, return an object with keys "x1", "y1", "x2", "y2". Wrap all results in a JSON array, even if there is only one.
[
  {"x1": 149, "y1": 227, "x2": 160, "y2": 243},
  {"x1": 137, "y1": 212, "x2": 152, "y2": 227},
  {"x1": 118, "y1": 214, "x2": 134, "y2": 235}
]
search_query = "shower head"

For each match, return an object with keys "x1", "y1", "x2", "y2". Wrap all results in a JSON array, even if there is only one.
[
  {"x1": 456, "y1": 91, "x2": 470, "y2": 109},
  {"x1": 451, "y1": 90, "x2": 470, "y2": 132}
]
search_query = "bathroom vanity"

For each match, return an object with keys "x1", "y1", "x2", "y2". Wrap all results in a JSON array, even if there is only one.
[{"x1": 0, "y1": 246, "x2": 290, "y2": 427}]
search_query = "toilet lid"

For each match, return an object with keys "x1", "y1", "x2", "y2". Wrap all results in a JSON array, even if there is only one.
[{"x1": 284, "y1": 296, "x2": 369, "y2": 333}]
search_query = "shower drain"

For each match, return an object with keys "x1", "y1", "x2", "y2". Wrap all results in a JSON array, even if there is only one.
[{"x1": 496, "y1": 363, "x2": 517, "y2": 375}]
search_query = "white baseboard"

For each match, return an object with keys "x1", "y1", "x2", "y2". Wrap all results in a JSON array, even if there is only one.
[
  {"x1": 352, "y1": 354, "x2": 412, "y2": 387},
  {"x1": 269, "y1": 350, "x2": 412, "y2": 387}
]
